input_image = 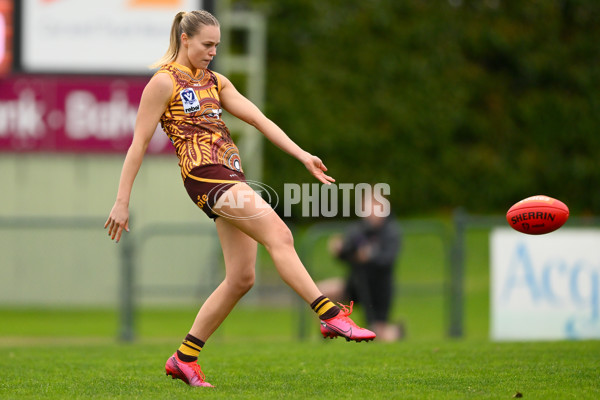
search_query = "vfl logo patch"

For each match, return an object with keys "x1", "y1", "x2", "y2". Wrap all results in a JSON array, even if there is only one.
[{"x1": 180, "y1": 88, "x2": 201, "y2": 113}]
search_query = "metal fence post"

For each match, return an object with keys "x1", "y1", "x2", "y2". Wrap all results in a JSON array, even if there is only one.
[
  {"x1": 448, "y1": 207, "x2": 466, "y2": 338},
  {"x1": 119, "y1": 237, "x2": 135, "y2": 342}
]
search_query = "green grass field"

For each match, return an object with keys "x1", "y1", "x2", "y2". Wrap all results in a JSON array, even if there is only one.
[
  {"x1": 1, "y1": 321, "x2": 599, "y2": 399},
  {"x1": 1, "y1": 227, "x2": 599, "y2": 398}
]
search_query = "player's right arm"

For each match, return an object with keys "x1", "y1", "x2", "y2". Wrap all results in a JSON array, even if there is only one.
[{"x1": 104, "y1": 73, "x2": 173, "y2": 243}]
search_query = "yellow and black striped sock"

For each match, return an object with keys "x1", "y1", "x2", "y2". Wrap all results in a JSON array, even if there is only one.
[
  {"x1": 176, "y1": 334, "x2": 205, "y2": 363},
  {"x1": 311, "y1": 295, "x2": 340, "y2": 320}
]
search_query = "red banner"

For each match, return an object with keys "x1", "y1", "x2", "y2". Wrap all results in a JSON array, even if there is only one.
[{"x1": 0, "y1": 75, "x2": 174, "y2": 154}]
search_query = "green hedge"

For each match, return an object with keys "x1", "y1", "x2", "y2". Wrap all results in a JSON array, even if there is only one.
[{"x1": 238, "y1": 0, "x2": 599, "y2": 216}]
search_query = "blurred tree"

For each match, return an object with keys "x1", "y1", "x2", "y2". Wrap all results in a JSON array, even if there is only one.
[{"x1": 234, "y1": 0, "x2": 600, "y2": 217}]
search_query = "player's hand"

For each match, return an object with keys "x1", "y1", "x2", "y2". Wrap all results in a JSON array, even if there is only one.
[
  {"x1": 303, "y1": 154, "x2": 335, "y2": 185},
  {"x1": 104, "y1": 201, "x2": 130, "y2": 243}
]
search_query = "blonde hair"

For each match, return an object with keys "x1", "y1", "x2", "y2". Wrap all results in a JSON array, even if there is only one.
[{"x1": 150, "y1": 10, "x2": 220, "y2": 69}]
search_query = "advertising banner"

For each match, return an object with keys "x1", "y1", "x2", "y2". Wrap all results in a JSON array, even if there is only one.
[
  {"x1": 491, "y1": 228, "x2": 600, "y2": 341},
  {"x1": 21, "y1": 0, "x2": 202, "y2": 74},
  {"x1": 0, "y1": 75, "x2": 173, "y2": 154}
]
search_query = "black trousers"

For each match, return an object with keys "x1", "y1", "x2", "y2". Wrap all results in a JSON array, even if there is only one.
[{"x1": 345, "y1": 266, "x2": 394, "y2": 325}]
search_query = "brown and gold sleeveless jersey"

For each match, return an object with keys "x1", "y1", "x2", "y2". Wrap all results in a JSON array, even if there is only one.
[{"x1": 155, "y1": 62, "x2": 242, "y2": 180}]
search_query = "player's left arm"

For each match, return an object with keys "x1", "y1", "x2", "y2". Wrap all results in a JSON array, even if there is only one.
[{"x1": 217, "y1": 72, "x2": 334, "y2": 185}]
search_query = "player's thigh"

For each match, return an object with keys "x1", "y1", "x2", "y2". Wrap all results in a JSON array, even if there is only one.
[
  {"x1": 213, "y1": 183, "x2": 292, "y2": 247},
  {"x1": 215, "y1": 218, "x2": 258, "y2": 290},
  {"x1": 216, "y1": 217, "x2": 257, "y2": 271}
]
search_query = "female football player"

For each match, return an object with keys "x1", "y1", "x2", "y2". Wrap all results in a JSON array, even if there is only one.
[{"x1": 104, "y1": 10, "x2": 375, "y2": 388}]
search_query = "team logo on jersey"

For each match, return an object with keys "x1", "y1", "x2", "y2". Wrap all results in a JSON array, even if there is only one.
[
  {"x1": 180, "y1": 88, "x2": 201, "y2": 113},
  {"x1": 223, "y1": 148, "x2": 242, "y2": 172},
  {"x1": 204, "y1": 108, "x2": 222, "y2": 120}
]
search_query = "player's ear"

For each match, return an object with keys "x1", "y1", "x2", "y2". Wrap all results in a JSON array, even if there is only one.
[{"x1": 181, "y1": 33, "x2": 189, "y2": 47}]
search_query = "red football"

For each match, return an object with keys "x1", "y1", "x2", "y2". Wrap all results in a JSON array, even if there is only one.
[{"x1": 506, "y1": 195, "x2": 569, "y2": 235}]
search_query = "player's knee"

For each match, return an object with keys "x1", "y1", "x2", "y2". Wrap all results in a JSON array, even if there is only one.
[
  {"x1": 228, "y1": 269, "x2": 255, "y2": 295},
  {"x1": 260, "y1": 219, "x2": 295, "y2": 256},
  {"x1": 270, "y1": 223, "x2": 294, "y2": 248}
]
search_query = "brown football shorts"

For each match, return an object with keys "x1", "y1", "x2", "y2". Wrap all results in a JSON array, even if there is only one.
[{"x1": 183, "y1": 164, "x2": 246, "y2": 219}]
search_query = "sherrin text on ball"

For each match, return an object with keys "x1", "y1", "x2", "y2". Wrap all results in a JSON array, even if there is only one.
[{"x1": 506, "y1": 195, "x2": 569, "y2": 235}]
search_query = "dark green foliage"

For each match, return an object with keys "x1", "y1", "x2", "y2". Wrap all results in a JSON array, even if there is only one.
[{"x1": 236, "y1": 0, "x2": 600, "y2": 216}]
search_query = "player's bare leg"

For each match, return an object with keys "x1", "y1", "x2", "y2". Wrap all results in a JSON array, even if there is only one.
[
  {"x1": 213, "y1": 183, "x2": 322, "y2": 303},
  {"x1": 188, "y1": 217, "x2": 258, "y2": 341},
  {"x1": 213, "y1": 183, "x2": 375, "y2": 342},
  {"x1": 165, "y1": 218, "x2": 258, "y2": 387}
]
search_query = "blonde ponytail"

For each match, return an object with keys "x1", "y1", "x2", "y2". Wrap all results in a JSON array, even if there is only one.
[{"x1": 150, "y1": 10, "x2": 220, "y2": 70}]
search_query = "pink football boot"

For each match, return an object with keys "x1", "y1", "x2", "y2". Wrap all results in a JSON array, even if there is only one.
[
  {"x1": 165, "y1": 352, "x2": 214, "y2": 388},
  {"x1": 320, "y1": 302, "x2": 376, "y2": 342}
]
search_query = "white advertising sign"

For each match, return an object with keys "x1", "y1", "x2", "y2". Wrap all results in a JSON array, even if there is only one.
[
  {"x1": 22, "y1": 0, "x2": 202, "y2": 74},
  {"x1": 491, "y1": 228, "x2": 600, "y2": 341}
]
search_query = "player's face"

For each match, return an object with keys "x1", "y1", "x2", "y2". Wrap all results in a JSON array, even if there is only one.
[{"x1": 182, "y1": 25, "x2": 220, "y2": 70}]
